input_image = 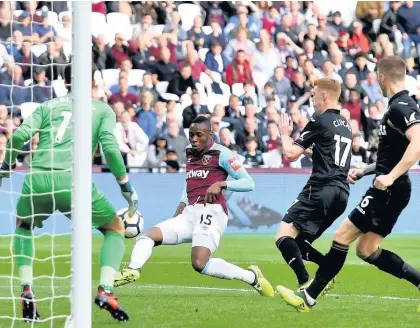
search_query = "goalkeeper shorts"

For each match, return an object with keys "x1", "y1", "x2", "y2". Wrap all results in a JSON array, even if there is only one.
[{"x1": 17, "y1": 170, "x2": 116, "y2": 229}]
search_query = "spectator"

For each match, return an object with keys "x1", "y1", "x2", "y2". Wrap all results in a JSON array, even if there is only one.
[
  {"x1": 132, "y1": 13, "x2": 155, "y2": 43},
  {"x1": 342, "y1": 89, "x2": 363, "y2": 127},
  {"x1": 15, "y1": 41, "x2": 38, "y2": 80},
  {"x1": 55, "y1": 12, "x2": 72, "y2": 57},
  {"x1": 252, "y1": 30, "x2": 281, "y2": 77},
  {"x1": 154, "y1": 101, "x2": 167, "y2": 130},
  {"x1": 351, "y1": 52, "x2": 370, "y2": 83},
  {"x1": 303, "y1": 58, "x2": 321, "y2": 86},
  {"x1": 263, "y1": 120, "x2": 280, "y2": 152},
  {"x1": 330, "y1": 50, "x2": 346, "y2": 81},
  {"x1": 240, "y1": 82, "x2": 258, "y2": 106},
  {"x1": 0, "y1": 65, "x2": 29, "y2": 114},
  {"x1": 224, "y1": 5, "x2": 261, "y2": 40},
  {"x1": 406, "y1": 56, "x2": 419, "y2": 78},
  {"x1": 109, "y1": 77, "x2": 139, "y2": 108},
  {"x1": 303, "y1": 39, "x2": 323, "y2": 68},
  {"x1": 163, "y1": 11, "x2": 187, "y2": 42},
  {"x1": 228, "y1": 12, "x2": 254, "y2": 41},
  {"x1": 290, "y1": 72, "x2": 311, "y2": 106},
  {"x1": 7, "y1": 31, "x2": 23, "y2": 59},
  {"x1": 167, "y1": 64, "x2": 195, "y2": 97},
  {"x1": 0, "y1": 5, "x2": 12, "y2": 41},
  {"x1": 206, "y1": 21, "x2": 226, "y2": 48},
  {"x1": 350, "y1": 22, "x2": 370, "y2": 54},
  {"x1": 115, "y1": 111, "x2": 149, "y2": 169},
  {"x1": 361, "y1": 72, "x2": 384, "y2": 104},
  {"x1": 351, "y1": 132, "x2": 368, "y2": 168},
  {"x1": 355, "y1": 1, "x2": 383, "y2": 42},
  {"x1": 35, "y1": 11, "x2": 56, "y2": 44},
  {"x1": 362, "y1": 103, "x2": 382, "y2": 142},
  {"x1": 340, "y1": 71, "x2": 368, "y2": 103},
  {"x1": 219, "y1": 127, "x2": 235, "y2": 149},
  {"x1": 0, "y1": 105, "x2": 7, "y2": 127},
  {"x1": 396, "y1": 1, "x2": 420, "y2": 58},
  {"x1": 32, "y1": 67, "x2": 56, "y2": 104},
  {"x1": 270, "y1": 67, "x2": 292, "y2": 101},
  {"x1": 132, "y1": 36, "x2": 155, "y2": 70},
  {"x1": 303, "y1": 24, "x2": 328, "y2": 53},
  {"x1": 15, "y1": 11, "x2": 35, "y2": 42},
  {"x1": 0, "y1": 133, "x2": 7, "y2": 163},
  {"x1": 204, "y1": 41, "x2": 229, "y2": 76},
  {"x1": 275, "y1": 13, "x2": 299, "y2": 45},
  {"x1": 262, "y1": 6, "x2": 280, "y2": 37},
  {"x1": 330, "y1": 11, "x2": 346, "y2": 33},
  {"x1": 166, "y1": 120, "x2": 188, "y2": 163},
  {"x1": 38, "y1": 41, "x2": 67, "y2": 81},
  {"x1": 111, "y1": 33, "x2": 137, "y2": 68},
  {"x1": 379, "y1": 1, "x2": 402, "y2": 42},
  {"x1": 147, "y1": 136, "x2": 168, "y2": 168},
  {"x1": 235, "y1": 117, "x2": 264, "y2": 151},
  {"x1": 223, "y1": 27, "x2": 257, "y2": 62},
  {"x1": 112, "y1": 102, "x2": 125, "y2": 119},
  {"x1": 203, "y1": 2, "x2": 228, "y2": 26},
  {"x1": 289, "y1": 2, "x2": 305, "y2": 31},
  {"x1": 275, "y1": 33, "x2": 302, "y2": 67},
  {"x1": 139, "y1": 72, "x2": 159, "y2": 104},
  {"x1": 92, "y1": 34, "x2": 116, "y2": 70},
  {"x1": 211, "y1": 115, "x2": 222, "y2": 143},
  {"x1": 182, "y1": 91, "x2": 210, "y2": 128},
  {"x1": 242, "y1": 136, "x2": 264, "y2": 166},
  {"x1": 109, "y1": 71, "x2": 137, "y2": 95},
  {"x1": 317, "y1": 14, "x2": 339, "y2": 43},
  {"x1": 150, "y1": 34, "x2": 177, "y2": 63},
  {"x1": 225, "y1": 50, "x2": 254, "y2": 86},
  {"x1": 188, "y1": 15, "x2": 207, "y2": 50},
  {"x1": 152, "y1": 47, "x2": 177, "y2": 83},
  {"x1": 320, "y1": 60, "x2": 343, "y2": 84},
  {"x1": 137, "y1": 90, "x2": 157, "y2": 139},
  {"x1": 165, "y1": 160, "x2": 180, "y2": 173}
]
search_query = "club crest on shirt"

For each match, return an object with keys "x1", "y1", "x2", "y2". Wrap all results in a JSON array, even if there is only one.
[{"x1": 202, "y1": 155, "x2": 212, "y2": 165}]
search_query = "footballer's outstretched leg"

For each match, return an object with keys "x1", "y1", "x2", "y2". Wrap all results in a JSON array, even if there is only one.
[{"x1": 96, "y1": 216, "x2": 129, "y2": 322}]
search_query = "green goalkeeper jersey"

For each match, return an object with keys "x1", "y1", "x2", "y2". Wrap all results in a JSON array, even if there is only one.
[{"x1": 4, "y1": 94, "x2": 126, "y2": 178}]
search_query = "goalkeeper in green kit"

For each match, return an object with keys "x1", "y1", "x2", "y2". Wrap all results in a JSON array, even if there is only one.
[{"x1": 0, "y1": 65, "x2": 137, "y2": 323}]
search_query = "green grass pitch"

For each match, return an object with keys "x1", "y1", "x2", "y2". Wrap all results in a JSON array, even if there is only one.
[{"x1": 0, "y1": 234, "x2": 419, "y2": 328}]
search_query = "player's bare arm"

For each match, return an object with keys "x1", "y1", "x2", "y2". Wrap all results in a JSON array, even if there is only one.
[
  {"x1": 374, "y1": 124, "x2": 420, "y2": 190},
  {"x1": 173, "y1": 202, "x2": 186, "y2": 217},
  {"x1": 278, "y1": 113, "x2": 305, "y2": 161},
  {"x1": 205, "y1": 181, "x2": 227, "y2": 205},
  {"x1": 347, "y1": 163, "x2": 376, "y2": 184}
]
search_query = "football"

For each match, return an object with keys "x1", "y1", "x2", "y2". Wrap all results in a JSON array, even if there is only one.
[{"x1": 117, "y1": 208, "x2": 144, "y2": 238}]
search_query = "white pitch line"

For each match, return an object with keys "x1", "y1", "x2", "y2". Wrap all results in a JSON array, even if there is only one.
[{"x1": 0, "y1": 283, "x2": 418, "y2": 302}]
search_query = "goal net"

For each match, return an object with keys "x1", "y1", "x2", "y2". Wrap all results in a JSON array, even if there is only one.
[{"x1": 0, "y1": 2, "x2": 91, "y2": 327}]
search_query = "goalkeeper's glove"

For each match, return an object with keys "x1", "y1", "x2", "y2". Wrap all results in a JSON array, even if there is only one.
[
  {"x1": 0, "y1": 162, "x2": 15, "y2": 187},
  {"x1": 118, "y1": 177, "x2": 138, "y2": 217}
]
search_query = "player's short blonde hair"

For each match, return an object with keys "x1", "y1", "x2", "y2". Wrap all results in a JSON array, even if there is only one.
[
  {"x1": 377, "y1": 55, "x2": 406, "y2": 81},
  {"x1": 314, "y1": 77, "x2": 341, "y2": 101}
]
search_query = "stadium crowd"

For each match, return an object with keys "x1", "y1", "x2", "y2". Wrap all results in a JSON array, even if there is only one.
[{"x1": 0, "y1": 1, "x2": 420, "y2": 171}]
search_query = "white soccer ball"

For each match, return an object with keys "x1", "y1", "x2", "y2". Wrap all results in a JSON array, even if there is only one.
[{"x1": 117, "y1": 208, "x2": 144, "y2": 238}]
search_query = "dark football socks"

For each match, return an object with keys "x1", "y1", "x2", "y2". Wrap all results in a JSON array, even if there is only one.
[
  {"x1": 295, "y1": 235, "x2": 325, "y2": 266},
  {"x1": 362, "y1": 248, "x2": 420, "y2": 288},
  {"x1": 306, "y1": 240, "x2": 349, "y2": 299},
  {"x1": 276, "y1": 236, "x2": 310, "y2": 285}
]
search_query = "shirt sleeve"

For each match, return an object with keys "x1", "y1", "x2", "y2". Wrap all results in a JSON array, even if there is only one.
[
  {"x1": 293, "y1": 119, "x2": 324, "y2": 150},
  {"x1": 219, "y1": 147, "x2": 255, "y2": 192},
  {"x1": 180, "y1": 182, "x2": 188, "y2": 205},
  {"x1": 99, "y1": 105, "x2": 127, "y2": 178},
  {"x1": 4, "y1": 104, "x2": 44, "y2": 165},
  {"x1": 388, "y1": 101, "x2": 420, "y2": 134}
]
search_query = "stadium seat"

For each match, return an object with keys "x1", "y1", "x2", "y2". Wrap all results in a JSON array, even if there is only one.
[
  {"x1": 13, "y1": 10, "x2": 23, "y2": 18},
  {"x1": 366, "y1": 61, "x2": 376, "y2": 72},
  {"x1": 24, "y1": 79, "x2": 32, "y2": 87},
  {"x1": 128, "y1": 69, "x2": 145, "y2": 86},
  {"x1": 199, "y1": 72, "x2": 212, "y2": 86},
  {"x1": 156, "y1": 81, "x2": 169, "y2": 94},
  {"x1": 21, "y1": 102, "x2": 40, "y2": 120},
  {"x1": 232, "y1": 83, "x2": 244, "y2": 97},
  {"x1": 36, "y1": 10, "x2": 58, "y2": 27},
  {"x1": 372, "y1": 19, "x2": 381, "y2": 34},
  {"x1": 202, "y1": 26, "x2": 213, "y2": 35},
  {"x1": 58, "y1": 11, "x2": 71, "y2": 22},
  {"x1": 345, "y1": 62, "x2": 354, "y2": 69},
  {"x1": 102, "y1": 69, "x2": 120, "y2": 89},
  {"x1": 198, "y1": 48, "x2": 209, "y2": 62},
  {"x1": 153, "y1": 24, "x2": 165, "y2": 35},
  {"x1": 31, "y1": 44, "x2": 47, "y2": 57},
  {"x1": 52, "y1": 79, "x2": 68, "y2": 97},
  {"x1": 195, "y1": 82, "x2": 208, "y2": 105},
  {"x1": 211, "y1": 71, "x2": 222, "y2": 83},
  {"x1": 160, "y1": 93, "x2": 180, "y2": 101},
  {"x1": 178, "y1": 4, "x2": 202, "y2": 31},
  {"x1": 107, "y1": 12, "x2": 131, "y2": 26},
  {"x1": 91, "y1": 12, "x2": 107, "y2": 38},
  {"x1": 252, "y1": 71, "x2": 269, "y2": 92}
]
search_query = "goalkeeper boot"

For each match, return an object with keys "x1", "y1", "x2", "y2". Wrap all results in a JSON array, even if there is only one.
[
  {"x1": 95, "y1": 286, "x2": 129, "y2": 322},
  {"x1": 248, "y1": 265, "x2": 274, "y2": 297},
  {"x1": 21, "y1": 285, "x2": 40, "y2": 322},
  {"x1": 276, "y1": 285, "x2": 314, "y2": 313},
  {"x1": 114, "y1": 267, "x2": 140, "y2": 288}
]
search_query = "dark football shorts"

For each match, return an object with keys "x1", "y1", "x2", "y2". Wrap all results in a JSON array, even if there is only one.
[
  {"x1": 282, "y1": 183, "x2": 349, "y2": 238},
  {"x1": 349, "y1": 177, "x2": 411, "y2": 237}
]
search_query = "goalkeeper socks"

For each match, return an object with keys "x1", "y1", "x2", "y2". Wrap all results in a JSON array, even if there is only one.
[
  {"x1": 306, "y1": 240, "x2": 349, "y2": 299},
  {"x1": 295, "y1": 236, "x2": 325, "y2": 266},
  {"x1": 200, "y1": 258, "x2": 256, "y2": 285},
  {"x1": 363, "y1": 248, "x2": 420, "y2": 287},
  {"x1": 99, "y1": 232, "x2": 125, "y2": 293},
  {"x1": 275, "y1": 236, "x2": 310, "y2": 285},
  {"x1": 13, "y1": 227, "x2": 34, "y2": 289},
  {"x1": 128, "y1": 235, "x2": 155, "y2": 270}
]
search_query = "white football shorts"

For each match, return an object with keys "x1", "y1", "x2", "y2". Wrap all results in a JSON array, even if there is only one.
[{"x1": 155, "y1": 204, "x2": 228, "y2": 252}]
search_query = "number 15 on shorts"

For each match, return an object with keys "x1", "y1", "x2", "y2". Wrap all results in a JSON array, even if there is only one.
[{"x1": 200, "y1": 214, "x2": 212, "y2": 225}]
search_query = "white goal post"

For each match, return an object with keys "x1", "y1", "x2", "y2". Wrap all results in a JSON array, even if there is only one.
[{"x1": 71, "y1": 2, "x2": 92, "y2": 327}]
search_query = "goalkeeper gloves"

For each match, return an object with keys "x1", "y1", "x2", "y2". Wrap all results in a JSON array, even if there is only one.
[
  {"x1": 0, "y1": 162, "x2": 16, "y2": 187},
  {"x1": 118, "y1": 177, "x2": 138, "y2": 217}
]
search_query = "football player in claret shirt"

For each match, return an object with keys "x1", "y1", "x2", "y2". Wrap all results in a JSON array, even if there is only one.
[
  {"x1": 115, "y1": 115, "x2": 274, "y2": 297},
  {"x1": 278, "y1": 56, "x2": 420, "y2": 312}
]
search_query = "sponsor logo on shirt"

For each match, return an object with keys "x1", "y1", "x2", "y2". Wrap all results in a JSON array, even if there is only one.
[
  {"x1": 228, "y1": 157, "x2": 242, "y2": 172},
  {"x1": 298, "y1": 131, "x2": 310, "y2": 141},
  {"x1": 202, "y1": 155, "x2": 212, "y2": 165},
  {"x1": 404, "y1": 112, "x2": 420, "y2": 125},
  {"x1": 187, "y1": 169, "x2": 209, "y2": 179}
]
